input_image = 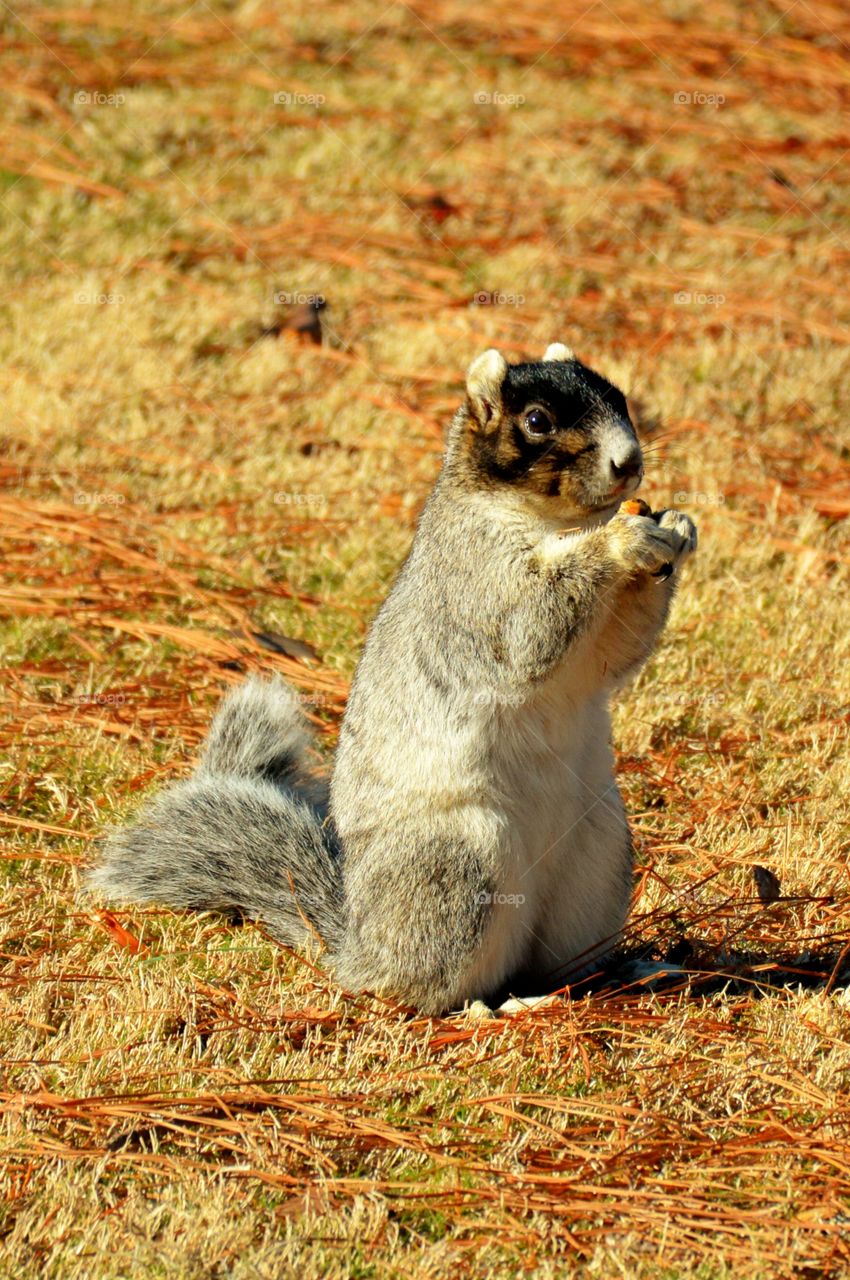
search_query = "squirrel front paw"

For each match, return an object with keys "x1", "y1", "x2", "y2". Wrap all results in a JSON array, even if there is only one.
[
  {"x1": 608, "y1": 510, "x2": 697, "y2": 578},
  {"x1": 654, "y1": 509, "x2": 698, "y2": 563}
]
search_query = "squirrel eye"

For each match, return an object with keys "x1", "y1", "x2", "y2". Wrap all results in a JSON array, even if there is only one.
[{"x1": 523, "y1": 407, "x2": 554, "y2": 438}]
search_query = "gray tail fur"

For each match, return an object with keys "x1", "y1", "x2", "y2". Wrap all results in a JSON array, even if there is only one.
[
  {"x1": 87, "y1": 677, "x2": 344, "y2": 952},
  {"x1": 196, "y1": 675, "x2": 309, "y2": 782}
]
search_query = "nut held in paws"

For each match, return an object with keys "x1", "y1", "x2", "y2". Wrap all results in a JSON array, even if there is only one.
[{"x1": 618, "y1": 497, "x2": 653, "y2": 517}]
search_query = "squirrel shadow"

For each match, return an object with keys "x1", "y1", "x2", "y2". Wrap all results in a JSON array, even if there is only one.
[
  {"x1": 500, "y1": 935, "x2": 850, "y2": 1006},
  {"x1": 491, "y1": 886, "x2": 850, "y2": 1007}
]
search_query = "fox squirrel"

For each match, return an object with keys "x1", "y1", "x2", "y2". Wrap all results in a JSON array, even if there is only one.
[{"x1": 90, "y1": 343, "x2": 697, "y2": 1015}]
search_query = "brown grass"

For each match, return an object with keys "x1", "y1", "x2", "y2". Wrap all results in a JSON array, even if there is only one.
[{"x1": 2, "y1": 0, "x2": 850, "y2": 1275}]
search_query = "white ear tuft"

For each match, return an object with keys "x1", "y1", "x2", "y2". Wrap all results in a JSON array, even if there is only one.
[
  {"x1": 465, "y1": 349, "x2": 508, "y2": 428},
  {"x1": 542, "y1": 342, "x2": 574, "y2": 363},
  {"x1": 466, "y1": 348, "x2": 508, "y2": 396}
]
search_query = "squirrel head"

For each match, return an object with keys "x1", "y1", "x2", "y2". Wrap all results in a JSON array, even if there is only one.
[{"x1": 456, "y1": 344, "x2": 643, "y2": 520}]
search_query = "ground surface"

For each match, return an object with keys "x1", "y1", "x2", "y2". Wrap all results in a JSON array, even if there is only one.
[{"x1": 2, "y1": 1, "x2": 850, "y2": 1276}]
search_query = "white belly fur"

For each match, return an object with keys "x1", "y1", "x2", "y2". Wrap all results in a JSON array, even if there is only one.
[{"x1": 457, "y1": 653, "x2": 630, "y2": 998}]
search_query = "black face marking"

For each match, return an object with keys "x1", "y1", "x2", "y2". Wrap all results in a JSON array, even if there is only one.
[
  {"x1": 504, "y1": 359, "x2": 629, "y2": 423},
  {"x1": 462, "y1": 356, "x2": 633, "y2": 507}
]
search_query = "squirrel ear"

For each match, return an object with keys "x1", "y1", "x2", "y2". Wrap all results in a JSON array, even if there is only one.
[
  {"x1": 542, "y1": 342, "x2": 574, "y2": 362},
  {"x1": 466, "y1": 349, "x2": 508, "y2": 430}
]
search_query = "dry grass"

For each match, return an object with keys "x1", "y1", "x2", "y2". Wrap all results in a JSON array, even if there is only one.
[{"x1": 2, "y1": 0, "x2": 850, "y2": 1275}]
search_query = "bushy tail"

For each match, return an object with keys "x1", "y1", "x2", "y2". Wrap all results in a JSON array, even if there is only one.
[
  {"x1": 87, "y1": 677, "x2": 345, "y2": 952},
  {"x1": 196, "y1": 675, "x2": 310, "y2": 783}
]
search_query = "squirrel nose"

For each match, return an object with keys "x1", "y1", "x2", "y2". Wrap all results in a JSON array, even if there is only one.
[{"x1": 610, "y1": 449, "x2": 642, "y2": 482}]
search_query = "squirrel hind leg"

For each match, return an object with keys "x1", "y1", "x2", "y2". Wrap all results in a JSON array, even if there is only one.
[{"x1": 197, "y1": 675, "x2": 311, "y2": 783}]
